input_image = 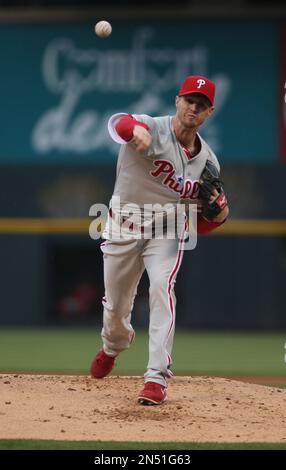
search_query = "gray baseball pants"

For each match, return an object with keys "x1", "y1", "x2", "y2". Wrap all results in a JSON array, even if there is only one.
[{"x1": 100, "y1": 235, "x2": 185, "y2": 388}]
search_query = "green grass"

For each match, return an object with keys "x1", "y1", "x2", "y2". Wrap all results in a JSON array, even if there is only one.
[
  {"x1": 0, "y1": 328, "x2": 285, "y2": 376},
  {"x1": 1, "y1": 439, "x2": 286, "y2": 450},
  {"x1": 269, "y1": 384, "x2": 286, "y2": 389}
]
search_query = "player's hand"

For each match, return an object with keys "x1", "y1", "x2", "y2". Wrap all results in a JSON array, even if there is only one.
[
  {"x1": 196, "y1": 197, "x2": 228, "y2": 220},
  {"x1": 132, "y1": 125, "x2": 152, "y2": 153},
  {"x1": 210, "y1": 190, "x2": 229, "y2": 222},
  {"x1": 209, "y1": 188, "x2": 219, "y2": 204},
  {"x1": 213, "y1": 205, "x2": 229, "y2": 222}
]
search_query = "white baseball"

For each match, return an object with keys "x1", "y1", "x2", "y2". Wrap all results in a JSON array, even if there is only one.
[{"x1": 94, "y1": 21, "x2": 112, "y2": 38}]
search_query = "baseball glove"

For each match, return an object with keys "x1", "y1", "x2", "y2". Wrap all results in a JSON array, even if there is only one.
[{"x1": 199, "y1": 160, "x2": 228, "y2": 220}]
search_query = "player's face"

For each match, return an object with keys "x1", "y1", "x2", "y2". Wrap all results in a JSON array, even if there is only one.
[{"x1": 175, "y1": 94, "x2": 214, "y2": 128}]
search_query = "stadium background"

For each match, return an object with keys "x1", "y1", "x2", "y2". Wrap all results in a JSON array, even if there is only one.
[{"x1": 0, "y1": 0, "x2": 285, "y2": 382}]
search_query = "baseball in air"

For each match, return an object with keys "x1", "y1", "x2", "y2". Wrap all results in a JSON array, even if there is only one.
[{"x1": 94, "y1": 21, "x2": 112, "y2": 38}]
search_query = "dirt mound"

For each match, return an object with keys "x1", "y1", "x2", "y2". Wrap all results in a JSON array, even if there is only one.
[{"x1": 1, "y1": 374, "x2": 286, "y2": 442}]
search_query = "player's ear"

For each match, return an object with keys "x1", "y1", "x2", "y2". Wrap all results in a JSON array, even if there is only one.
[
  {"x1": 207, "y1": 106, "x2": 215, "y2": 116},
  {"x1": 175, "y1": 96, "x2": 180, "y2": 107}
]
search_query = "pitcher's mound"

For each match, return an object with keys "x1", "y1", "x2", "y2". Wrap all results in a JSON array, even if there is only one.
[{"x1": 1, "y1": 374, "x2": 286, "y2": 442}]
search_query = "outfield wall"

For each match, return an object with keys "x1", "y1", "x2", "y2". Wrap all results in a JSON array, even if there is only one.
[{"x1": 0, "y1": 11, "x2": 285, "y2": 328}]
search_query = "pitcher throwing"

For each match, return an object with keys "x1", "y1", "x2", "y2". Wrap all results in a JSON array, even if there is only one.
[{"x1": 90, "y1": 75, "x2": 229, "y2": 405}]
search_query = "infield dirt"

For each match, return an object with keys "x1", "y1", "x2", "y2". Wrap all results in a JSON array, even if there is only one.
[{"x1": 1, "y1": 374, "x2": 286, "y2": 442}]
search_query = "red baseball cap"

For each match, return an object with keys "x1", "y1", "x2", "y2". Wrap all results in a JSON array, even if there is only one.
[{"x1": 178, "y1": 75, "x2": 215, "y2": 105}]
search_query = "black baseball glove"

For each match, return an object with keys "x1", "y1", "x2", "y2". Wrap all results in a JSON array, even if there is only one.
[{"x1": 198, "y1": 160, "x2": 228, "y2": 220}]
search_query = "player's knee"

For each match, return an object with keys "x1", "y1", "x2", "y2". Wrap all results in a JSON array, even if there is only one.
[
  {"x1": 149, "y1": 276, "x2": 169, "y2": 295},
  {"x1": 103, "y1": 298, "x2": 132, "y2": 315},
  {"x1": 103, "y1": 318, "x2": 134, "y2": 346}
]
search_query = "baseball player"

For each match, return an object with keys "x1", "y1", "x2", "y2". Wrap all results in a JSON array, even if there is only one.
[{"x1": 90, "y1": 75, "x2": 229, "y2": 405}]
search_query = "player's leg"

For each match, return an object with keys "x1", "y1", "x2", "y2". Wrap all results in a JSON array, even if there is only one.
[
  {"x1": 100, "y1": 238, "x2": 145, "y2": 355},
  {"x1": 91, "y1": 238, "x2": 145, "y2": 378},
  {"x1": 142, "y1": 234, "x2": 185, "y2": 388}
]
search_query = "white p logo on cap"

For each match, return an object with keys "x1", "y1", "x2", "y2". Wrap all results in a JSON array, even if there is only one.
[{"x1": 197, "y1": 79, "x2": 206, "y2": 89}]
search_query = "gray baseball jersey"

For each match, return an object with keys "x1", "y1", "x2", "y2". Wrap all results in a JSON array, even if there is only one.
[{"x1": 103, "y1": 114, "x2": 220, "y2": 239}]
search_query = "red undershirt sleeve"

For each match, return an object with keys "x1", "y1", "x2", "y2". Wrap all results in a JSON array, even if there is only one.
[
  {"x1": 115, "y1": 114, "x2": 150, "y2": 142},
  {"x1": 197, "y1": 214, "x2": 226, "y2": 235}
]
